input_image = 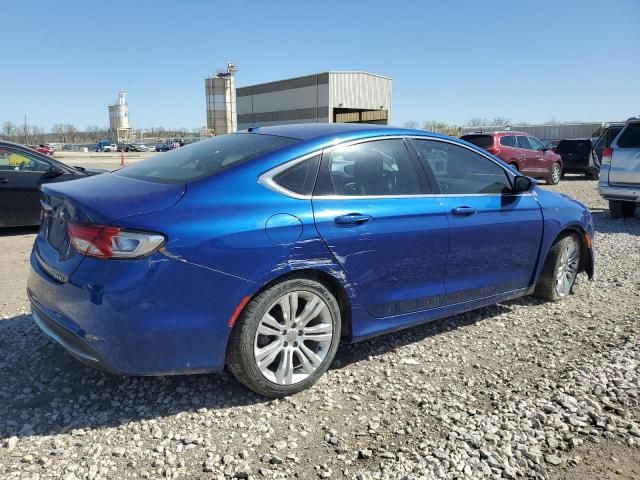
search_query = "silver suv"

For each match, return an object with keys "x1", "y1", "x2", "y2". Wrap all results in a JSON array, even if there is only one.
[{"x1": 598, "y1": 117, "x2": 640, "y2": 218}]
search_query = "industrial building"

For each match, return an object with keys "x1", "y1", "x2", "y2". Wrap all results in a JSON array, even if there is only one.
[
  {"x1": 235, "y1": 71, "x2": 392, "y2": 130},
  {"x1": 108, "y1": 90, "x2": 132, "y2": 143},
  {"x1": 204, "y1": 63, "x2": 238, "y2": 135}
]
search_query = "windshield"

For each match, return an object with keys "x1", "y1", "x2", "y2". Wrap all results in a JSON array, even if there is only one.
[{"x1": 116, "y1": 133, "x2": 299, "y2": 184}]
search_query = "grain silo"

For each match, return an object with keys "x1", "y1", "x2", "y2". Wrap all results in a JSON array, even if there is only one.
[
  {"x1": 205, "y1": 63, "x2": 237, "y2": 135},
  {"x1": 108, "y1": 89, "x2": 132, "y2": 143}
]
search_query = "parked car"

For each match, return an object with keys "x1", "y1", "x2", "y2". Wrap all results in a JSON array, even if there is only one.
[
  {"x1": 461, "y1": 131, "x2": 563, "y2": 184},
  {"x1": 32, "y1": 144, "x2": 55, "y2": 156},
  {"x1": 591, "y1": 122, "x2": 625, "y2": 173},
  {"x1": 102, "y1": 143, "x2": 118, "y2": 152},
  {"x1": 0, "y1": 141, "x2": 105, "y2": 227},
  {"x1": 128, "y1": 144, "x2": 148, "y2": 152},
  {"x1": 598, "y1": 117, "x2": 640, "y2": 218},
  {"x1": 117, "y1": 144, "x2": 131, "y2": 152},
  {"x1": 28, "y1": 124, "x2": 594, "y2": 397},
  {"x1": 147, "y1": 145, "x2": 157, "y2": 152},
  {"x1": 554, "y1": 139, "x2": 599, "y2": 179},
  {"x1": 155, "y1": 143, "x2": 170, "y2": 152}
]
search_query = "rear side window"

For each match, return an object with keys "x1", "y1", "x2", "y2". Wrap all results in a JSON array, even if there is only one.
[
  {"x1": 461, "y1": 135, "x2": 494, "y2": 149},
  {"x1": 116, "y1": 133, "x2": 299, "y2": 184},
  {"x1": 516, "y1": 136, "x2": 531, "y2": 149},
  {"x1": 272, "y1": 155, "x2": 320, "y2": 195},
  {"x1": 618, "y1": 123, "x2": 640, "y2": 148},
  {"x1": 499, "y1": 136, "x2": 516, "y2": 147}
]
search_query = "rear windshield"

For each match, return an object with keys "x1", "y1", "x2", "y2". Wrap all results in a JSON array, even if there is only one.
[
  {"x1": 618, "y1": 123, "x2": 640, "y2": 148},
  {"x1": 116, "y1": 133, "x2": 299, "y2": 184},
  {"x1": 555, "y1": 140, "x2": 592, "y2": 155},
  {"x1": 461, "y1": 134, "x2": 494, "y2": 149}
]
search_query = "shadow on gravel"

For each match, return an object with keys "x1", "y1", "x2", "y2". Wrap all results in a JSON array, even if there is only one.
[
  {"x1": 0, "y1": 299, "x2": 523, "y2": 440},
  {"x1": 334, "y1": 302, "x2": 516, "y2": 369},
  {"x1": 591, "y1": 210, "x2": 640, "y2": 235},
  {"x1": 0, "y1": 226, "x2": 39, "y2": 237}
]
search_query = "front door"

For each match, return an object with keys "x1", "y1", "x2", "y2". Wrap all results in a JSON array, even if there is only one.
[
  {"x1": 312, "y1": 138, "x2": 450, "y2": 318},
  {"x1": 527, "y1": 136, "x2": 547, "y2": 172},
  {"x1": 410, "y1": 138, "x2": 543, "y2": 304},
  {"x1": 515, "y1": 135, "x2": 538, "y2": 175}
]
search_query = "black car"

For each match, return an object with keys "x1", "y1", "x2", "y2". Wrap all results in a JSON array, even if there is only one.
[
  {"x1": 155, "y1": 143, "x2": 171, "y2": 152},
  {"x1": 0, "y1": 141, "x2": 105, "y2": 227},
  {"x1": 555, "y1": 139, "x2": 599, "y2": 179}
]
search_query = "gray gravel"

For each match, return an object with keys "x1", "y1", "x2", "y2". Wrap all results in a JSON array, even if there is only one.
[{"x1": 1, "y1": 176, "x2": 639, "y2": 479}]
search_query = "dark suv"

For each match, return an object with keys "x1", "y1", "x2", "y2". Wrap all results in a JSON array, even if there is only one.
[
  {"x1": 461, "y1": 131, "x2": 563, "y2": 184},
  {"x1": 554, "y1": 139, "x2": 598, "y2": 179}
]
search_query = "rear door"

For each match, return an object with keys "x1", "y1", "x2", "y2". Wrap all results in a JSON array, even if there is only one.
[
  {"x1": 312, "y1": 137, "x2": 450, "y2": 318},
  {"x1": 609, "y1": 121, "x2": 640, "y2": 185},
  {"x1": 411, "y1": 138, "x2": 543, "y2": 304},
  {"x1": 515, "y1": 136, "x2": 537, "y2": 174}
]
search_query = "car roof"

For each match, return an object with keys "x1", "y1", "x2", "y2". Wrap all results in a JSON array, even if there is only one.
[
  {"x1": 239, "y1": 123, "x2": 447, "y2": 142},
  {"x1": 462, "y1": 131, "x2": 528, "y2": 136}
]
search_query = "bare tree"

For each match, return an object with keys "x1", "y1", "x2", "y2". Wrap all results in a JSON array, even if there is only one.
[
  {"x1": 51, "y1": 124, "x2": 66, "y2": 142},
  {"x1": 491, "y1": 117, "x2": 511, "y2": 126},
  {"x1": 404, "y1": 120, "x2": 420, "y2": 129},
  {"x1": 467, "y1": 117, "x2": 489, "y2": 127},
  {"x1": 64, "y1": 124, "x2": 78, "y2": 143},
  {"x1": 86, "y1": 125, "x2": 103, "y2": 143},
  {"x1": 1, "y1": 121, "x2": 17, "y2": 139}
]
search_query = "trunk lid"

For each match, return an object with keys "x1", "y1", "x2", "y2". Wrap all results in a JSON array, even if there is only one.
[{"x1": 35, "y1": 173, "x2": 185, "y2": 282}]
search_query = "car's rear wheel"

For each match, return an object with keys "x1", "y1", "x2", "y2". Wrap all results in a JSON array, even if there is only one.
[
  {"x1": 226, "y1": 278, "x2": 341, "y2": 398},
  {"x1": 546, "y1": 162, "x2": 562, "y2": 185},
  {"x1": 534, "y1": 233, "x2": 581, "y2": 301},
  {"x1": 509, "y1": 162, "x2": 519, "y2": 172},
  {"x1": 609, "y1": 200, "x2": 636, "y2": 219}
]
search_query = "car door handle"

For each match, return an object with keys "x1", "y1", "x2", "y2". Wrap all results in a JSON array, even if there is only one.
[
  {"x1": 451, "y1": 206, "x2": 477, "y2": 216},
  {"x1": 334, "y1": 213, "x2": 372, "y2": 225},
  {"x1": 0, "y1": 178, "x2": 9, "y2": 184}
]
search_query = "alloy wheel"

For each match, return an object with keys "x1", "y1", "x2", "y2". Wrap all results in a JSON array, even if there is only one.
[
  {"x1": 552, "y1": 163, "x2": 561, "y2": 184},
  {"x1": 554, "y1": 237, "x2": 580, "y2": 297},
  {"x1": 253, "y1": 291, "x2": 333, "y2": 385}
]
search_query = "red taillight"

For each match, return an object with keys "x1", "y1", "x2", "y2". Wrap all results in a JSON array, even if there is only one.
[
  {"x1": 68, "y1": 222, "x2": 165, "y2": 259},
  {"x1": 68, "y1": 223, "x2": 121, "y2": 258},
  {"x1": 601, "y1": 147, "x2": 613, "y2": 166}
]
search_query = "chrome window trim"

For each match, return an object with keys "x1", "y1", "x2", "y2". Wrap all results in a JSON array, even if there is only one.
[
  {"x1": 258, "y1": 150, "x2": 323, "y2": 200},
  {"x1": 259, "y1": 134, "x2": 522, "y2": 200}
]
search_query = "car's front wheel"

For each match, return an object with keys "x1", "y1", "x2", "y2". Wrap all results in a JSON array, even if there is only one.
[
  {"x1": 609, "y1": 200, "x2": 636, "y2": 219},
  {"x1": 534, "y1": 233, "x2": 581, "y2": 301},
  {"x1": 226, "y1": 277, "x2": 341, "y2": 398},
  {"x1": 546, "y1": 162, "x2": 562, "y2": 185}
]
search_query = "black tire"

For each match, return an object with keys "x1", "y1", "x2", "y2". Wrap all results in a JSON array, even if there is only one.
[
  {"x1": 509, "y1": 162, "x2": 519, "y2": 172},
  {"x1": 533, "y1": 233, "x2": 581, "y2": 302},
  {"x1": 226, "y1": 277, "x2": 341, "y2": 398},
  {"x1": 586, "y1": 168, "x2": 599, "y2": 180},
  {"x1": 609, "y1": 200, "x2": 636, "y2": 219},
  {"x1": 546, "y1": 162, "x2": 562, "y2": 185}
]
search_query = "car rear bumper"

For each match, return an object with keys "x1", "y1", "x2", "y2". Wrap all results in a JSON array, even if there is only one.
[
  {"x1": 598, "y1": 181, "x2": 640, "y2": 203},
  {"x1": 27, "y1": 249, "x2": 257, "y2": 375}
]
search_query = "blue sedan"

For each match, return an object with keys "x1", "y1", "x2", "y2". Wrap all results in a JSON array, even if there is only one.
[{"x1": 28, "y1": 124, "x2": 594, "y2": 397}]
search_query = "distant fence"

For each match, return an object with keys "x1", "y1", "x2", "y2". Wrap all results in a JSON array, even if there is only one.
[{"x1": 460, "y1": 122, "x2": 616, "y2": 141}]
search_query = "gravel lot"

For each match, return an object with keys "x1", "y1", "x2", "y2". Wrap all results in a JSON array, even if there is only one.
[{"x1": 0, "y1": 177, "x2": 638, "y2": 480}]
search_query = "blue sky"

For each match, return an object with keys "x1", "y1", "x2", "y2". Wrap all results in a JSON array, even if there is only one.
[{"x1": 3, "y1": 0, "x2": 639, "y2": 130}]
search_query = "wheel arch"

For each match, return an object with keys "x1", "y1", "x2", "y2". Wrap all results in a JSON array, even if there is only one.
[
  {"x1": 546, "y1": 225, "x2": 594, "y2": 279},
  {"x1": 241, "y1": 268, "x2": 354, "y2": 340}
]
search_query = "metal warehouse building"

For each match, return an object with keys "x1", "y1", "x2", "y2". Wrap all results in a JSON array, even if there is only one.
[{"x1": 236, "y1": 71, "x2": 392, "y2": 130}]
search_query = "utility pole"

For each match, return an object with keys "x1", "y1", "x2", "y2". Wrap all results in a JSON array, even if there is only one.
[{"x1": 24, "y1": 114, "x2": 29, "y2": 145}]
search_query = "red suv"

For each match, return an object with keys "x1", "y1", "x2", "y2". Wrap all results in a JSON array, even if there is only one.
[{"x1": 461, "y1": 131, "x2": 563, "y2": 184}]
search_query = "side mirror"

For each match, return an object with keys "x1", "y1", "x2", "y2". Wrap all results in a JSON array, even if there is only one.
[
  {"x1": 513, "y1": 175, "x2": 536, "y2": 193},
  {"x1": 44, "y1": 166, "x2": 65, "y2": 177}
]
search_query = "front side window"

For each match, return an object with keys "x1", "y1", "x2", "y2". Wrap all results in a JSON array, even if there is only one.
[
  {"x1": 516, "y1": 136, "x2": 531, "y2": 150},
  {"x1": 0, "y1": 148, "x2": 51, "y2": 172},
  {"x1": 528, "y1": 136, "x2": 545, "y2": 151},
  {"x1": 116, "y1": 133, "x2": 299, "y2": 184},
  {"x1": 413, "y1": 139, "x2": 512, "y2": 195},
  {"x1": 315, "y1": 139, "x2": 421, "y2": 196}
]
